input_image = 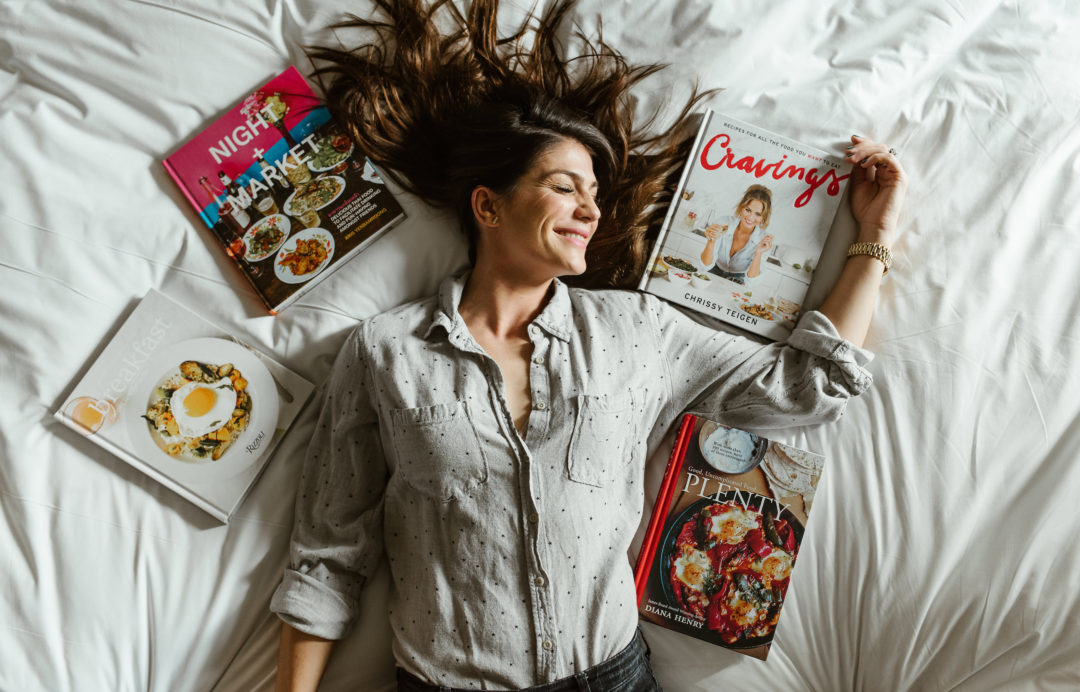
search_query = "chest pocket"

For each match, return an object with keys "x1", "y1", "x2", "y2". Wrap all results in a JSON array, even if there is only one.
[
  {"x1": 389, "y1": 401, "x2": 489, "y2": 502},
  {"x1": 567, "y1": 390, "x2": 637, "y2": 487}
]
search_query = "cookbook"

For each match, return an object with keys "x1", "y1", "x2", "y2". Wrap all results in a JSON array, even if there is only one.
[
  {"x1": 638, "y1": 110, "x2": 849, "y2": 340},
  {"x1": 634, "y1": 413, "x2": 825, "y2": 660},
  {"x1": 163, "y1": 66, "x2": 406, "y2": 314},
  {"x1": 54, "y1": 289, "x2": 315, "y2": 522}
]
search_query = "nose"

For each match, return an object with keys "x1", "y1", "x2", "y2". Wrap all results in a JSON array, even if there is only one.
[{"x1": 577, "y1": 194, "x2": 600, "y2": 223}]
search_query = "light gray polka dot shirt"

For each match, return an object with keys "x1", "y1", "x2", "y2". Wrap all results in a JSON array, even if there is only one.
[{"x1": 270, "y1": 270, "x2": 873, "y2": 688}]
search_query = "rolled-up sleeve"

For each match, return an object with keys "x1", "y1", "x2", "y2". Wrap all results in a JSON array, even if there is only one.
[
  {"x1": 646, "y1": 296, "x2": 874, "y2": 432},
  {"x1": 270, "y1": 323, "x2": 386, "y2": 639}
]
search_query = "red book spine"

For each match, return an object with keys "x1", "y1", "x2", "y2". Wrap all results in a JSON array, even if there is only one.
[
  {"x1": 635, "y1": 413, "x2": 697, "y2": 606},
  {"x1": 162, "y1": 158, "x2": 202, "y2": 213}
]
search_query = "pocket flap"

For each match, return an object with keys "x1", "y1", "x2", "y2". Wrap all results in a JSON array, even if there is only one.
[{"x1": 389, "y1": 400, "x2": 488, "y2": 502}]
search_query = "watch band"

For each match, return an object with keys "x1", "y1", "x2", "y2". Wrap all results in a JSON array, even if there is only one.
[{"x1": 847, "y1": 241, "x2": 892, "y2": 275}]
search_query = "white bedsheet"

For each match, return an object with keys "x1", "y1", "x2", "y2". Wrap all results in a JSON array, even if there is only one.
[{"x1": 3, "y1": 1, "x2": 1079, "y2": 690}]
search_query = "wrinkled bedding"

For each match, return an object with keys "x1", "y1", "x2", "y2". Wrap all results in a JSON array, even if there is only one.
[{"x1": 2, "y1": 1, "x2": 1079, "y2": 690}]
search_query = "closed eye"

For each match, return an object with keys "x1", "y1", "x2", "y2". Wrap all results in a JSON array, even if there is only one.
[{"x1": 541, "y1": 170, "x2": 599, "y2": 201}]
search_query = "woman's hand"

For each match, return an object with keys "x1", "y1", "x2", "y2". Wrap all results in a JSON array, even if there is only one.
[
  {"x1": 845, "y1": 135, "x2": 907, "y2": 246},
  {"x1": 817, "y1": 135, "x2": 909, "y2": 346},
  {"x1": 755, "y1": 234, "x2": 774, "y2": 254},
  {"x1": 704, "y1": 223, "x2": 729, "y2": 240}
]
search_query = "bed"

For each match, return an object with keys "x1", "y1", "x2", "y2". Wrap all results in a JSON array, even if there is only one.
[{"x1": 3, "y1": 1, "x2": 1079, "y2": 690}]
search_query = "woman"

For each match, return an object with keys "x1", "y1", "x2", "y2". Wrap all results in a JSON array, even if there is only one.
[
  {"x1": 699, "y1": 184, "x2": 775, "y2": 284},
  {"x1": 271, "y1": 2, "x2": 905, "y2": 690}
]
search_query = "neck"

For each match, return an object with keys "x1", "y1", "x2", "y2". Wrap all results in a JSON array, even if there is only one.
[
  {"x1": 736, "y1": 221, "x2": 755, "y2": 235},
  {"x1": 458, "y1": 262, "x2": 553, "y2": 340}
]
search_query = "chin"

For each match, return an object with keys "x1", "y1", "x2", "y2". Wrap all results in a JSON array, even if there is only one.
[{"x1": 562, "y1": 256, "x2": 588, "y2": 277}]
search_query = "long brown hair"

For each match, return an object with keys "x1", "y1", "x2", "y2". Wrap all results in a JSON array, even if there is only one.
[{"x1": 307, "y1": 0, "x2": 712, "y2": 288}]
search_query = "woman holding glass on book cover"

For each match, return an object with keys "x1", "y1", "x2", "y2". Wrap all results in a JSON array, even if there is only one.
[
  {"x1": 270, "y1": 1, "x2": 905, "y2": 690},
  {"x1": 698, "y1": 184, "x2": 775, "y2": 285}
]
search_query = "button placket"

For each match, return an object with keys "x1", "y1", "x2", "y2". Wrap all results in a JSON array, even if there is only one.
[
  {"x1": 527, "y1": 334, "x2": 551, "y2": 439},
  {"x1": 523, "y1": 326, "x2": 558, "y2": 678}
]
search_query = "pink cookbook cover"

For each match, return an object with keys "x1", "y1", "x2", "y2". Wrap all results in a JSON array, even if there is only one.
[{"x1": 163, "y1": 66, "x2": 406, "y2": 313}]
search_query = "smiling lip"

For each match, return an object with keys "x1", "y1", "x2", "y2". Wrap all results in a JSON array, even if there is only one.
[{"x1": 554, "y1": 227, "x2": 591, "y2": 248}]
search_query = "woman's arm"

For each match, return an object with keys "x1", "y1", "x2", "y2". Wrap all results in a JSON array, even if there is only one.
[
  {"x1": 818, "y1": 136, "x2": 907, "y2": 347},
  {"x1": 745, "y1": 234, "x2": 773, "y2": 278},
  {"x1": 275, "y1": 624, "x2": 335, "y2": 692},
  {"x1": 700, "y1": 223, "x2": 732, "y2": 267},
  {"x1": 269, "y1": 324, "x2": 389, "y2": 688},
  {"x1": 700, "y1": 223, "x2": 725, "y2": 267},
  {"x1": 645, "y1": 292, "x2": 873, "y2": 433},
  {"x1": 700, "y1": 238, "x2": 715, "y2": 267}
]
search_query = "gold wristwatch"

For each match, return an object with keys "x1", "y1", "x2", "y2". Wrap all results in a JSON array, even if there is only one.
[{"x1": 847, "y1": 241, "x2": 892, "y2": 275}]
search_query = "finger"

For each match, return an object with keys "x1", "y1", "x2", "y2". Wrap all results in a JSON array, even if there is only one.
[
  {"x1": 862, "y1": 152, "x2": 905, "y2": 184},
  {"x1": 849, "y1": 134, "x2": 887, "y2": 147},
  {"x1": 861, "y1": 151, "x2": 893, "y2": 168},
  {"x1": 847, "y1": 135, "x2": 876, "y2": 154},
  {"x1": 845, "y1": 141, "x2": 890, "y2": 162},
  {"x1": 846, "y1": 151, "x2": 876, "y2": 182},
  {"x1": 863, "y1": 158, "x2": 878, "y2": 183}
]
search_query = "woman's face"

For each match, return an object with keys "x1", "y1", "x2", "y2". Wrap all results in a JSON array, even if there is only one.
[
  {"x1": 482, "y1": 138, "x2": 600, "y2": 280},
  {"x1": 739, "y1": 199, "x2": 766, "y2": 229}
]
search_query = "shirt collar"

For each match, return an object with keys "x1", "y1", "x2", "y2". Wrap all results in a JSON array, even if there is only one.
[
  {"x1": 532, "y1": 279, "x2": 572, "y2": 342},
  {"x1": 423, "y1": 270, "x2": 573, "y2": 343}
]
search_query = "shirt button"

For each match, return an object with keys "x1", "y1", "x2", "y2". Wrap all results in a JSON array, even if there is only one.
[
  {"x1": 536, "y1": 401, "x2": 547, "y2": 410},
  {"x1": 542, "y1": 640, "x2": 554, "y2": 651},
  {"x1": 533, "y1": 356, "x2": 545, "y2": 365},
  {"x1": 534, "y1": 576, "x2": 545, "y2": 587},
  {"x1": 529, "y1": 513, "x2": 539, "y2": 524}
]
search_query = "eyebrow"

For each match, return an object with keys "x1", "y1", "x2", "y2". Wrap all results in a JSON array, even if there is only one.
[{"x1": 543, "y1": 169, "x2": 599, "y2": 190}]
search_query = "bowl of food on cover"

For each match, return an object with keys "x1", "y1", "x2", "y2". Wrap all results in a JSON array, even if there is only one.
[
  {"x1": 283, "y1": 175, "x2": 346, "y2": 216},
  {"x1": 667, "y1": 270, "x2": 692, "y2": 286},
  {"x1": 274, "y1": 227, "x2": 335, "y2": 284},
  {"x1": 306, "y1": 132, "x2": 354, "y2": 174},
  {"x1": 649, "y1": 257, "x2": 669, "y2": 279},
  {"x1": 661, "y1": 255, "x2": 698, "y2": 274},
  {"x1": 698, "y1": 420, "x2": 768, "y2": 474},
  {"x1": 125, "y1": 337, "x2": 279, "y2": 483},
  {"x1": 655, "y1": 493, "x2": 804, "y2": 649},
  {"x1": 741, "y1": 303, "x2": 775, "y2": 321},
  {"x1": 690, "y1": 272, "x2": 712, "y2": 288},
  {"x1": 242, "y1": 214, "x2": 291, "y2": 262}
]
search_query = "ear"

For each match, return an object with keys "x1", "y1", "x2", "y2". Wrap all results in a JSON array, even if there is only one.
[{"x1": 470, "y1": 186, "x2": 501, "y2": 229}]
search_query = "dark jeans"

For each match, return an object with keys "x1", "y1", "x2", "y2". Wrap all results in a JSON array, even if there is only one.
[
  {"x1": 396, "y1": 628, "x2": 661, "y2": 691},
  {"x1": 707, "y1": 267, "x2": 747, "y2": 285}
]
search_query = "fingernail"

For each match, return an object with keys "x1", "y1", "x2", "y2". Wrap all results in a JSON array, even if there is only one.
[
  {"x1": 859, "y1": 157, "x2": 869, "y2": 165},
  {"x1": 852, "y1": 134, "x2": 863, "y2": 139}
]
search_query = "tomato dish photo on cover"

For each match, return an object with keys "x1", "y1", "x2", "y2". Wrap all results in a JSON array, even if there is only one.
[{"x1": 663, "y1": 494, "x2": 803, "y2": 647}]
